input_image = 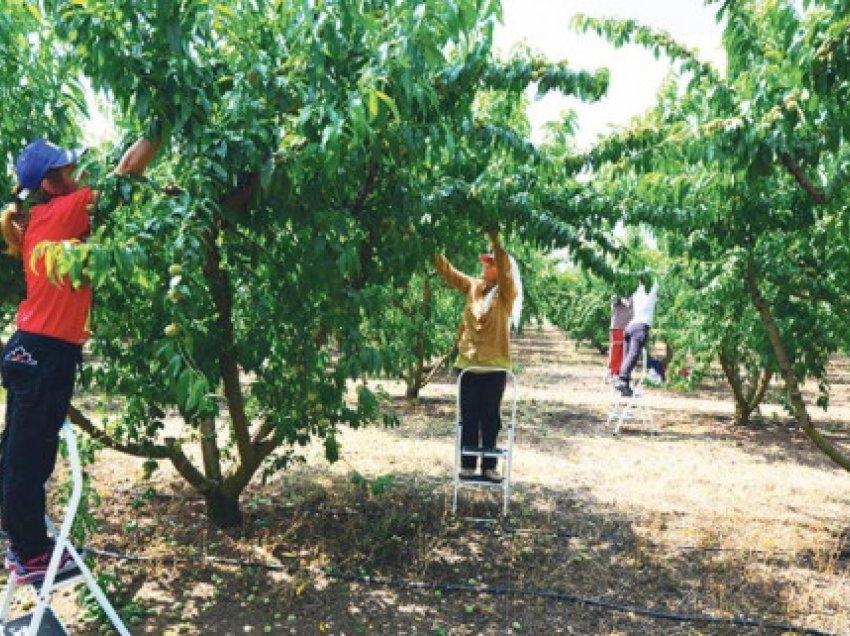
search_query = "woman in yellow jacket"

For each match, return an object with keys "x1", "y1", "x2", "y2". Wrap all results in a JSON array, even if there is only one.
[{"x1": 433, "y1": 230, "x2": 519, "y2": 481}]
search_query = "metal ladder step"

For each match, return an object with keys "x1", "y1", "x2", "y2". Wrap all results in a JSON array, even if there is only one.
[
  {"x1": 458, "y1": 475, "x2": 504, "y2": 486},
  {"x1": 29, "y1": 569, "x2": 84, "y2": 593},
  {"x1": 4, "y1": 607, "x2": 67, "y2": 635},
  {"x1": 460, "y1": 446, "x2": 507, "y2": 457}
]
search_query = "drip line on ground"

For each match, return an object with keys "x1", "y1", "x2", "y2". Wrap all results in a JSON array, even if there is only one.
[{"x1": 78, "y1": 545, "x2": 838, "y2": 636}]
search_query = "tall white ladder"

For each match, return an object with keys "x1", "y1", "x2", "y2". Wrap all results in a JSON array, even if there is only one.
[
  {"x1": 451, "y1": 368, "x2": 518, "y2": 517},
  {"x1": 0, "y1": 421, "x2": 130, "y2": 635},
  {"x1": 606, "y1": 348, "x2": 654, "y2": 436}
]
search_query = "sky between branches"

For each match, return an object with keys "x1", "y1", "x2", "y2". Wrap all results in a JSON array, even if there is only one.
[{"x1": 493, "y1": 0, "x2": 726, "y2": 148}]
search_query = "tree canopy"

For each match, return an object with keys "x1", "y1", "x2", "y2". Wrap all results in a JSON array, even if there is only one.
[
  {"x1": 1, "y1": 0, "x2": 612, "y2": 526},
  {"x1": 570, "y1": 0, "x2": 850, "y2": 463}
]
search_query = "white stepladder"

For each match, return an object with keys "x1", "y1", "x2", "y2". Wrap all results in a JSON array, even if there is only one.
[
  {"x1": 0, "y1": 421, "x2": 130, "y2": 636},
  {"x1": 451, "y1": 368, "x2": 518, "y2": 517},
  {"x1": 606, "y1": 348, "x2": 654, "y2": 436}
]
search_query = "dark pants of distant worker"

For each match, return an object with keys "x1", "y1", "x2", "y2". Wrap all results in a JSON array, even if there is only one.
[
  {"x1": 619, "y1": 323, "x2": 649, "y2": 384},
  {"x1": 458, "y1": 370, "x2": 507, "y2": 471}
]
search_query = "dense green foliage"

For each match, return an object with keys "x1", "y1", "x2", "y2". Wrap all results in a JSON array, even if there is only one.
[
  {"x1": 570, "y1": 1, "x2": 850, "y2": 452},
  {"x1": 1, "y1": 0, "x2": 611, "y2": 525},
  {"x1": 8, "y1": 0, "x2": 850, "y2": 523}
]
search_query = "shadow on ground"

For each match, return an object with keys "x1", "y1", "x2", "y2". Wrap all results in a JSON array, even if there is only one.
[{"x1": 69, "y1": 469, "x2": 846, "y2": 635}]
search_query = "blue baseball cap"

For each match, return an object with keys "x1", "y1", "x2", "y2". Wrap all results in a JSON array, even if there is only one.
[{"x1": 14, "y1": 139, "x2": 84, "y2": 198}]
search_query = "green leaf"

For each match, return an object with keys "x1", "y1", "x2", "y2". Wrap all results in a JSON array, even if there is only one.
[{"x1": 374, "y1": 89, "x2": 401, "y2": 122}]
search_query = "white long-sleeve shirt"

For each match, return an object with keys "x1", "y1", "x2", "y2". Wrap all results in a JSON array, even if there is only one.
[{"x1": 627, "y1": 282, "x2": 660, "y2": 328}]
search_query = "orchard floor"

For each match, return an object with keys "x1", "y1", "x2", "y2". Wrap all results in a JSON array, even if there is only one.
[{"x1": 5, "y1": 324, "x2": 850, "y2": 635}]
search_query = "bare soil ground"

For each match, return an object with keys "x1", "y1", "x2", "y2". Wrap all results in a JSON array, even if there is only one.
[{"x1": 4, "y1": 324, "x2": 850, "y2": 635}]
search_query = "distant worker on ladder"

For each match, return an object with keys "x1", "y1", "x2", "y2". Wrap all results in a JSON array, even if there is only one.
[
  {"x1": 615, "y1": 272, "x2": 660, "y2": 397},
  {"x1": 0, "y1": 135, "x2": 159, "y2": 584},
  {"x1": 433, "y1": 227, "x2": 522, "y2": 482}
]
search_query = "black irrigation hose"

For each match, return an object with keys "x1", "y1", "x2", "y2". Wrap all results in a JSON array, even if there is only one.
[
  {"x1": 0, "y1": 533, "x2": 835, "y2": 635},
  {"x1": 85, "y1": 547, "x2": 840, "y2": 635},
  {"x1": 341, "y1": 575, "x2": 840, "y2": 636}
]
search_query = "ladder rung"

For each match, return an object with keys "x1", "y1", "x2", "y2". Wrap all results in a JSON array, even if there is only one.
[
  {"x1": 457, "y1": 476, "x2": 504, "y2": 486},
  {"x1": 612, "y1": 392, "x2": 644, "y2": 399},
  {"x1": 461, "y1": 446, "x2": 506, "y2": 457},
  {"x1": 29, "y1": 569, "x2": 84, "y2": 593}
]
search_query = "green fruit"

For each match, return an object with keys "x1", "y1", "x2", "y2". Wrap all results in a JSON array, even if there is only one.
[
  {"x1": 167, "y1": 288, "x2": 184, "y2": 302},
  {"x1": 169, "y1": 264, "x2": 183, "y2": 276},
  {"x1": 164, "y1": 323, "x2": 182, "y2": 338}
]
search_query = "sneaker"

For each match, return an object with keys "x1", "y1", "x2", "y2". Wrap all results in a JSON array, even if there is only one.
[
  {"x1": 10, "y1": 548, "x2": 80, "y2": 585},
  {"x1": 619, "y1": 383, "x2": 633, "y2": 397},
  {"x1": 460, "y1": 467, "x2": 476, "y2": 479},
  {"x1": 482, "y1": 468, "x2": 502, "y2": 482},
  {"x1": 4, "y1": 546, "x2": 20, "y2": 571}
]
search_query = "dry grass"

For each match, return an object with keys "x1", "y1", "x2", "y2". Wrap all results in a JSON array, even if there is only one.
[{"x1": 3, "y1": 324, "x2": 850, "y2": 634}]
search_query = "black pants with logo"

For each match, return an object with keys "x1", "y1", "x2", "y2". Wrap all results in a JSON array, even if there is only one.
[
  {"x1": 0, "y1": 331, "x2": 81, "y2": 561},
  {"x1": 458, "y1": 370, "x2": 507, "y2": 471}
]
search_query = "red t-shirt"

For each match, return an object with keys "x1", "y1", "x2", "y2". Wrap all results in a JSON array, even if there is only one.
[{"x1": 16, "y1": 187, "x2": 94, "y2": 345}]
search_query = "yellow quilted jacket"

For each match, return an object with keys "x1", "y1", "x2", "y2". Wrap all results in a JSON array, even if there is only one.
[{"x1": 433, "y1": 239, "x2": 516, "y2": 371}]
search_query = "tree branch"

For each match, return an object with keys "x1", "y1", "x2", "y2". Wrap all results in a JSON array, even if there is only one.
[
  {"x1": 202, "y1": 215, "x2": 254, "y2": 467},
  {"x1": 351, "y1": 160, "x2": 379, "y2": 216},
  {"x1": 251, "y1": 418, "x2": 276, "y2": 447},
  {"x1": 745, "y1": 263, "x2": 850, "y2": 471},
  {"x1": 749, "y1": 368, "x2": 772, "y2": 414},
  {"x1": 67, "y1": 404, "x2": 170, "y2": 458},
  {"x1": 779, "y1": 152, "x2": 828, "y2": 204},
  {"x1": 199, "y1": 417, "x2": 223, "y2": 484},
  {"x1": 221, "y1": 172, "x2": 261, "y2": 213},
  {"x1": 66, "y1": 404, "x2": 216, "y2": 493},
  {"x1": 718, "y1": 350, "x2": 747, "y2": 411}
]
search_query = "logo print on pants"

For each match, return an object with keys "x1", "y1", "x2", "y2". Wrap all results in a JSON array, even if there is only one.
[{"x1": 4, "y1": 347, "x2": 37, "y2": 366}]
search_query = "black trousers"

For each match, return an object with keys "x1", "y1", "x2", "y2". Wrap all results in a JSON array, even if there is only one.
[
  {"x1": 0, "y1": 331, "x2": 81, "y2": 561},
  {"x1": 458, "y1": 370, "x2": 507, "y2": 470}
]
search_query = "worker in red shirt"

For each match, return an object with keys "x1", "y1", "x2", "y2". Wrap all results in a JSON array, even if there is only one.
[{"x1": 0, "y1": 136, "x2": 158, "y2": 584}]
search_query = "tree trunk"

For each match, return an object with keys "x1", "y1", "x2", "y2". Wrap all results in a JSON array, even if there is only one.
[
  {"x1": 749, "y1": 368, "x2": 772, "y2": 423},
  {"x1": 662, "y1": 341, "x2": 674, "y2": 369},
  {"x1": 203, "y1": 217, "x2": 254, "y2": 468},
  {"x1": 205, "y1": 488, "x2": 243, "y2": 528},
  {"x1": 718, "y1": 339, "x2": 771, "y2": 428},
  {"x1": 733, "y1": 398, "x2": 751, "y2": 428},
  {"x1": 745, "y1": 265, "x2": 850, "y2": 471},
  {"x1": 404, "y1": 384, "x2": 420, "y2": 401},
  {"x1": 719, "y1": 350, "x2": 753, "y2": 426},
  {"x1": 404, "y1": 278, "x2": 432, "y2": 401}
]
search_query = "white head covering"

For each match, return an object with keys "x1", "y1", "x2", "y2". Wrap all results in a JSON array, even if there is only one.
[
  {"x1": 508, "y1": 254, "x2": 523, "y2": 331},
  {"x1": 480, "y1": 252, "x2": 524, "y2": 330}
]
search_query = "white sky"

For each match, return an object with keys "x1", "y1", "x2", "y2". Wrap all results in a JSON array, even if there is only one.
[{"x1": 493, "y1": 0, "x2": 726, "y2": 148}]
